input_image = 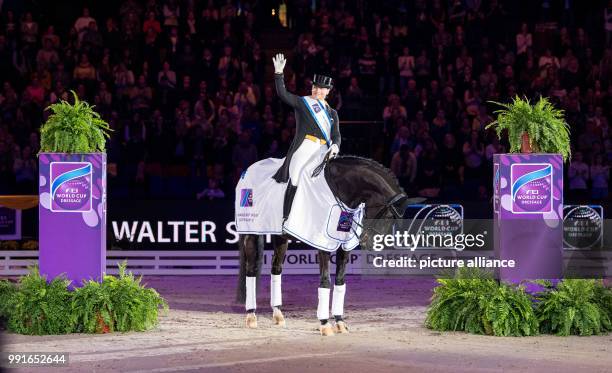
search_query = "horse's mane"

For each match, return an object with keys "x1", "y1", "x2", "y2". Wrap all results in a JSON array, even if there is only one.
[{"x1": 330, "y1": 155, "x2": 406, "y2": 194}]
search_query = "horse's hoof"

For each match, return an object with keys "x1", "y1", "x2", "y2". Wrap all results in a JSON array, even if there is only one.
[
  {"x1": 335, "y1": 320, "x2": 349, "y2": 334},
  {"x1": 245, "y1": 313, "x2": 258, "y2": 328},
  {"x1": 273, "y1": 308, "x2": 286, "y2": 327},
  {"x1": 320, "y1": 324, "x2": 335, "y2": 336}
]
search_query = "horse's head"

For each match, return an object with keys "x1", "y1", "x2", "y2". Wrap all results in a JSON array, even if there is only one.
[{"x1": 324, "y1": 156, "x2": 425, "y2": 249}]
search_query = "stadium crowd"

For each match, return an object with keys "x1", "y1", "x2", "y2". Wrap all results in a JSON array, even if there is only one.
[{"x1": 0, "y1": 0, "x2": 611, "y2": 204}]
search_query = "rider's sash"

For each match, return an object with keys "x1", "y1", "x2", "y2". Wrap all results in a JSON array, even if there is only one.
[{"x1": 302, "y1": 96, "x2": 333, "y2": 145}]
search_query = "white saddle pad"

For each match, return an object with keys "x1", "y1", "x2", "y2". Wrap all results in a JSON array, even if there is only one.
[
  {"x1": 235, "y1": 157, "x2": 364, "y2": 252},
  {"x1": 235, "y1": 158, "x2": 286, "y2": 235}
]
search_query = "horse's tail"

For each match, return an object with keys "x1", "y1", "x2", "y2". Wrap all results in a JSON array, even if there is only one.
[{"x1": 236, "y1": 234, "x2": 265, "y2": 303}]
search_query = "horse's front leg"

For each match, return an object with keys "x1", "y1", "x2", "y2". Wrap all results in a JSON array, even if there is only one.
[
  {"x1": 271, "y1": 235, "x2": 288, "y2": 327},
  {"x1": 243, "y1": 234, "x2": 259, "y2": 328},
  {"x1": 333, "y1": 249, "x2": 349, "y2": 333},
  {"x1": 317, "y1": 250, "x2": 334, "y2": 336}
]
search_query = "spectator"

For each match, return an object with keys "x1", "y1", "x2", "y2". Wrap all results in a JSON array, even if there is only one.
[
  {"x1": 390, "y1": 144, "x2": 418, "y2": 192},
  {"x1": 157, "y1": 61, "x2": 177, "y2": 88},
  {"x1": 196, "y1": 178, "x2": 225, "y2": 200},
  {"x1": 25, "y1": 75, "x2": 45, "y2": 106},
  {"x1": 36, "y1": 38, "x2": 60, "y2": 71},
  {"x1": 516, "y1": 23, "x2": 532, "y2": 55},
  {"x1": 143, "y1": 11, "x2": 161, "y2": 37},
  {"x1": 130, "y1": 75, "x2": 153, "y2": 113},
  {"x1": 343, "y1": 77, "x2": 364, "y2": 119},
  {"x1": 538, "y1": 49, "x2": 560, "y2": 69},
  {"x1": 73, "y1": 53, "x2": 96, "y2": 81},
  {"x1": 398, "y1": 47, "x2": 415, "y2": 93},
  {"x1": 74, "y1": 8, "x2": 96, "y2": 35},
  {"x1": 383, "y1": 94, "x2": 407, "y2": 122}
]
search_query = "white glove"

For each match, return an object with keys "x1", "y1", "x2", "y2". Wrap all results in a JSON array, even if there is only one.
[
  {"x1": 328, "y1": 143, "x2": 339, "y2": 158},
  {"x1": 272, "y1": 53, "x2": 286, "y2": 74}
]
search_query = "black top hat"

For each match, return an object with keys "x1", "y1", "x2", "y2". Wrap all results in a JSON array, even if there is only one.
[{"x1": 313, "y1": 74, "x2": 333, "y2": 88}]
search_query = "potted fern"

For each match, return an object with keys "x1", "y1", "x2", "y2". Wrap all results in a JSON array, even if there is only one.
[
  {"x1": 38, "y1": 91, "x2": 112, "y2": 286},
  {"x1": 490, "y1": 96, "x2": 569, "y2": 283},
  {"x1": 486, "y1": 96, "x2": 571, "y2": 161}
]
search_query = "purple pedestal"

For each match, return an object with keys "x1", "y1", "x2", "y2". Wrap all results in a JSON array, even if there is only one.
[
  {"x1": 493, "y1": 153, "x2": 563, "y2": 281},
  {"x1": 39, "y1": 153, "x2": 106, "y2": 286}
]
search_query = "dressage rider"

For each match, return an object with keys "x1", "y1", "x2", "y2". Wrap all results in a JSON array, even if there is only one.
[{"x1": 272, "y1": 53, "x2": 341, "y2": 219}]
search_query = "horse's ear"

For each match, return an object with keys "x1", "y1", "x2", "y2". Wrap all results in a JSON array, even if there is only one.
[{"x1": 397, "y1": 197, "x2": 426, "y2": 214}]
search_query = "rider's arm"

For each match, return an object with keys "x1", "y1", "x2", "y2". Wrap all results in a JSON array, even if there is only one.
[
  {"x1": 331, "y1": 109, "x2": 341, "y2": 148},
  {"x1": 274, "y1": 73, "x2": 299, "y2": 108}
]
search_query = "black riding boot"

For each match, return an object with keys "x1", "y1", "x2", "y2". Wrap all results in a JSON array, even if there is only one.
[{"x1": 282, "y1": 183, "x2": 298, "y2": 220}]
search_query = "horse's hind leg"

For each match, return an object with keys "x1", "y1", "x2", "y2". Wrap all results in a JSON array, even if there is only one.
[
  {"x1": 333, "y1": 249, "x2": 350, "y2": 333},
  {"x1": 243, "y1": 234, "x2": 259, "y2": 328},
  {"x1": 271, "y1": 235, "x2": 288, "y2": 327},
  {"x1": 317, "y1": 250, "x2": 334, "y2": 336}
]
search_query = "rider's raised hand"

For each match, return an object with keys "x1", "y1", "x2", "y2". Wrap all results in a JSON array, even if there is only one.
[{"x1": 272, "y1": 53, "x2": 287, "y2": 74}]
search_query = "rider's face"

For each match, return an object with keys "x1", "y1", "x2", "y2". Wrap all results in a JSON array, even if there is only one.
[{"x1": 311, "y1": 85, "x2": 330, "y2": 100}]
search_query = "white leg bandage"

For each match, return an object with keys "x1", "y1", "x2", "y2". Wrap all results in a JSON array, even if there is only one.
[
  {"x1": 270, "y1": 274, "x2": 282, "y2": 308},
  {"x1": 331, "y1": 284, "x2": 346, "y2": 317},
  {"x1": 246, "y1": 276, "x2": 257, "y2": 311},
  {"x1": 317, "y1": 287, "x2": 331, "y2": 321}
]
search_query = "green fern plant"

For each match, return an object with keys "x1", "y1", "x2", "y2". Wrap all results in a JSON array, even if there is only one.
[
  {"x1": 71, "y1": 279, "x2": 115, "y2": 333},
  {"x1": 534, "y1": 279, "x2": 609, "y2": 336},
  {"x1": 4, "y1": 263, "x2": 167, "y2": 335},
  {"x1": 104, "y1": 262, "x2": 169, "y2": 332},
  {"x1": 593, "y1": 281, "x2": 612, "y2": 331},
  {"x1": 425, "y1": 267, "x2": 538, "y2": 336},
  {"x1": 483, "y1": 283, "x2": 539, "y2": 336},
  {"x1": 0, "y1": 280, "x2": 16, "y2": 326},
  {"x1": 72, "y1": 262, "x2": 168, "y2": 333},
  {"x1": 40, "y1": 90, "x2": 112, "y2": 153},
  {"x1": 7, "y1": 267, "x2": 75, "y2": 335},
  {"x1": 486, "y1": 96, "x2": 571, "y2": 162}
]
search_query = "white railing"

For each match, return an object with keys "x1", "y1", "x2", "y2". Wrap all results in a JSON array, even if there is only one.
[
  {"x1": 0, "y1": 250, "x2": 362, "y2": 276},
  {"x1": 0, "y1": 250, "x2": 610, "y2": 276}
]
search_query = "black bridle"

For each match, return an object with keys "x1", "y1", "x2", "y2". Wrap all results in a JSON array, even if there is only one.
[
  {"x1": 314, "y1": 154, "x2": 409, "y2": 240},
  {"x1": 371, "y1": 193, "x2": 409, "y2": 219}
]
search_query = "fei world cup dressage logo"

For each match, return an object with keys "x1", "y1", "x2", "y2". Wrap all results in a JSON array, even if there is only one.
[
  {"x1": 50, "y1": 162, "x2": 92, "y2": 212},
  {"x1": 510, "y1": 163, "x2": 553, "y2": 214},
  {"x1": 337, "y1": 211, "x2": 354, "y2": 232},
  {"x1": 240, "y1": 188, "x2": 253, "y2": 207}
]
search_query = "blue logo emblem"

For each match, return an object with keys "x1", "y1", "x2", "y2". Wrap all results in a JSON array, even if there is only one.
[
  {"x1": 240, "y1": 189, "x2": 253, "y2": 207},
  {"x1": 312, "y1": 103, "x2": 321, "y2": 113}
]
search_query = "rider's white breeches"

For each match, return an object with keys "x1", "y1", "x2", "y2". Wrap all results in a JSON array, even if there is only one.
[{"x1": 288, "y1": 139, "x2": 326, "y2": 186}]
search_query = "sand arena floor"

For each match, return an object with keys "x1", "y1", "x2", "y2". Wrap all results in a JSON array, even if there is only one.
[{"x1": 2, "y1": 275, "x2": 612, "y2": 372}]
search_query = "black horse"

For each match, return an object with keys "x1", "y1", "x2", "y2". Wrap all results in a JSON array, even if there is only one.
[{"x1": 236, "y1": 156, "x2": 422, "y2": 335}]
